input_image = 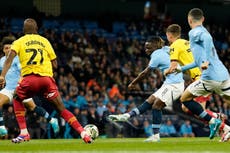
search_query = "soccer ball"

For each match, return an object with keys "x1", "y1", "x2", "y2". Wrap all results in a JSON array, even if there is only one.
[{"x1": 84, "y1": 124, "x2": 99, "y2": 140}]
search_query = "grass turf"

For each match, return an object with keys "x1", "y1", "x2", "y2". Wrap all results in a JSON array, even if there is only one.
[{"x1": 0, "y1": 137, "x2": 230, "y2": 153}]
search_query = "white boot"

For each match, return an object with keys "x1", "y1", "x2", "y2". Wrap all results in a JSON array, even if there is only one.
[
  {"x1": 144, "y1": 133, "x2": 160, "y2": 142},
  {"x1": 108, "y1": 113, "x2": 130, "y2": 121}
]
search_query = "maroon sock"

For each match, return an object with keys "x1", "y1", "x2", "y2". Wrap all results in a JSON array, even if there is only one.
[{"x1": 60, "y1": 109, "x2": 84, "y2": 134}]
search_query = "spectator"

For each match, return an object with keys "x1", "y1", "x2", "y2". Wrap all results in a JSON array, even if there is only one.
[
  {"x1": 76, "y1": 90, "x2": 88, "y2": 109},
  {"x1": 180, "y1": 120, "x2": 195, "y2": 137},
  {"x1": 4, "y1": 105, "x2": 19, "y2": 139},
  {"x1": 26, "y1": 112, "x2": 42, "y2": 139},
  {"x1": 143, "y1": 120, "x2": 153, "y2": 137},
  {"x1": 96, "y1": 99, "x2": 107, "y2": 118},
  {"x1": 160, "y1": 119, "x2": 178, "y2": 137}
]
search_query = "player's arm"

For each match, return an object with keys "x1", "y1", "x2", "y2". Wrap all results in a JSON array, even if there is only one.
[
  {"x1": 1, "y1": 50, "x2": 16, "y2": 77},
  {"x1": 46, "y1": 39, "x2": 57, "y2": 70},
  {"x1": 164, "y1": 60, "x2": 178, "y2": 76},
  {"x1": 181, "y1": 62, "x2": 197, "y2": 71},
  {"x1": 164, "y1": 45, "x2": 180, "y2": 76},
  {"x1": 0, "y1": 50, "x2": 16, "y2": 87},
  {"x1": 51, "y1": 59, "x2": 58, "y2": 69},
  {"x1": 128, "y1": 66, "x2": 151, "y2": 90}
]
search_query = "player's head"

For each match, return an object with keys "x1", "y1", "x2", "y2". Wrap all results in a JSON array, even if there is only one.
[
  {"x1": 187, "y1": 8, "x2": 204, "y2": 28},
  {"x1": 166, "y1": 24, "x2": 181, "y2": 44},
  {"x1": 145, "y1": 36, "x2": 164, "y2": 55},
  {"x1": 2, "y1": 38, "x2": 14, "y2": 55},
  {"x1": 23, "y1": 18, "x2": 38, "y2": 34}
]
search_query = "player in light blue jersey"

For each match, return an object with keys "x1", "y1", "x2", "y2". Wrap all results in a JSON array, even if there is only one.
[
  {"x1": 0, "y1": 38, "x2": 59, "y2": 142},
  {"x1": 178, "y1": 8, "x2": 230, "y2": 141},
  {"x1": 109, "y1": 36, "x2": 184, "y2": 142}
]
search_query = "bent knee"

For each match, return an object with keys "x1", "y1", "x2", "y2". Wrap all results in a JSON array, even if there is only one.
[
  {"x1": 181, "y1": 104, "x2": 189, "y2": 112},
  {"x1": 146, "y1": 95, "x2": 156, "y2": 104},
  {"x1": 180, "y1": 91, "x2": 194, "y2": 102}
]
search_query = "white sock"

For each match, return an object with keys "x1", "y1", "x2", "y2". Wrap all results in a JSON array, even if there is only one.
[{"x1": 21, "y1": 129, "x2": 29, "y2": 135}]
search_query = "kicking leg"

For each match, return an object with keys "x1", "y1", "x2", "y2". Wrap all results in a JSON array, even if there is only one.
[
  {"x1": 180, "y1": 89, "x2": 221, "y2": 139},
  {"x1": 108, "y1": 95, "x2": 155, "y2": 121},
  {"x1": 49, "y1": 94, "x2": 92, "y2": 143}
]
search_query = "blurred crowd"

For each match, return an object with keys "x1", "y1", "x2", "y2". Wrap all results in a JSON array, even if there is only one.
[{"x1": 0, "y1": 14, "x2": 230, "y2": 139}]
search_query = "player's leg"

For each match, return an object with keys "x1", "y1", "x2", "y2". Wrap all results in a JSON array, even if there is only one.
[
  {"x1": 11, "y1": 97, "x2": 30, "y2": 143},
  {"x1": 40, "y1": 76, "x2": 92, "y2": 143},
  {"x1": 0, "y1": 91, "x2": 11, "y2": 137},
  {"x1": 108, "y1": 95, "x2": 154, "y2": 121},
  {"x1": 0, "y1": 89, "x2": 19, "y2": 137},
  {"x1": 143, "y1": 90, "x2": 166, "y2": 142},
  {"x1": 218, "y1": 78, "x2": 230, "y2": 142},
  {"x1": 48, "y1": 94, "x2": 92, "y2": 143},
  {"x1": 180, "y1": 80, "x2": 222, "y2": 139},
  {"x1": 144, "y1": 108, "x2": 162, "y2": 142},
  {"x1": 23, "y1": 98, "x2": 59, "y2": 134},
  {"x1": 195, "y1": 96, "x2": 221, "y2": 120},
  {"x1": 183, "y1": 95, "x2": 230, "y2": 139},
  {"x1": 145, "y1": 82, "x2": 183, "y2": 142},
  {"x1": 108, "y1": 83, "x2": 179, "y2": 121},
  {"x1": 10, "y1": 77, "x2": 32, "y2": 143}
]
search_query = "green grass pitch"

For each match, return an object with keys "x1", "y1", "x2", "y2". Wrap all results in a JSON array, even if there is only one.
[{"x1": 0, "y1": 137, "x2": 230, "y2": 153}]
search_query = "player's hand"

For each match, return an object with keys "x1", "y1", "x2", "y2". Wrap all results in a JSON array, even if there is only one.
[
  {"x1": 0, "y1": 76, "x2": 5, "y2": 89},
  {"x1": 175, "y1": 64, "x2": 182, "y2": 74},
  {"x1": 164, "y1": 69, "x2": 169, "y2": 76},
  {"x1": 128, "y1": 83, "x2": 136, "y2": 90},
  {"x1": 201, "y1": 61, "x2": 209, "y2": 70}
]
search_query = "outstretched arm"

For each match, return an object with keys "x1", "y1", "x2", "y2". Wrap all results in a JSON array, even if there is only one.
[
  {"x1": 128, "y1": 66, "x2": 151, "y2": 90},
  {"x1": 181, "y1": 62, "x2": 197, "y2": 71}
]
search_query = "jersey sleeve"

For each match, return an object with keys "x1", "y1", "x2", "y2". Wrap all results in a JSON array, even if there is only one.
[
  {"x1": 148, "y1": 54, "x2": 159, "y2": 69},
  {"x1": 181, "y1": 62, "x2": 198, "y2": 71},
  {"x1": 189, "y1": 30, "x2": 201, "y2": 43},
  {"x1": 190, "y1": 30, "x2": 208, "y2": 63},
  {"x1": 45, "y1": 39, "x2": 57, "y2": 60},
  {"x1": 10, "y1": 39, "x2": 21, "y2": 54}
]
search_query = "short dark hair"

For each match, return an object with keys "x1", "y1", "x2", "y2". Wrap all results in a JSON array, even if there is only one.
[
  {"x1": 2, "y1": 38, "x2": 14, "y2": 46},
  {"x1": 188, "y1": 8, "x2": 204, "y2": 21},
  {"x1": 146, "y1": 36, "x2": 165, "y2": 49},
  {"x1": 166, "y1": 24, "x2": 181, "y2": 37}
]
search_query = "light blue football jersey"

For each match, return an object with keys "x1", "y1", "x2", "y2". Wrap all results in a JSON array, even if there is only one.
[
  {"x1": 0, "y1": 56, "x2": 21, "y2": 90},
  {"x1": 189, "y1": 25, "x2": 229, "y2": 81},
  {"x1": 148, "y1": 46, "x2": 184, "y2": 84}
]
